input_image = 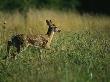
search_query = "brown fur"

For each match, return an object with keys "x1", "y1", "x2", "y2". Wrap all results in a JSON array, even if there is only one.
[{"x1": 6, "y1": 20, "x2": 61, "y2": 58}]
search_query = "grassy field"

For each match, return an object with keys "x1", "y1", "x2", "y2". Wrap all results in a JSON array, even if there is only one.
[{"x1": 0, "y1": 9, "x2": 110, "y2": 82}]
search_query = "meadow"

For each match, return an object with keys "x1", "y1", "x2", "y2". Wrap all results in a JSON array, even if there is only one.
[{"x1": 0, "y1": 9, "x2": 110, "y2": 82}]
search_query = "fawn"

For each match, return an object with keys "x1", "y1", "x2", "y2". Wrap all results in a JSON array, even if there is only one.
[{"x1": 6, "y1": 20, "x2": 61, "y2": 58}]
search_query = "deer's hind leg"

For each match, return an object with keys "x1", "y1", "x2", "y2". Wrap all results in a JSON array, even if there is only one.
[
  {"x1": 3, "y1": 41, "x2": 12, "y2": 59},
  {"x1": 7, "y1": 41, "x2": 12, "y2": 54},
  {"x1": 16, "y1": 45, "x2": 21, "y2": 54},
  {"x1": 10, "y1": 45, "x2": 21, "y2": 59}
]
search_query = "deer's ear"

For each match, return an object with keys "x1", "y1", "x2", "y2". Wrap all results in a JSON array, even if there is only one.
[
  {"x1": 46, "y1": 20, "x2": 50, "y2": 25},
  {"x1": 50, "y1": 20, "x2": 52, "y2": 23},
  {"x1": 46, "y1": 20, "x2": 49, "y2": 23}
]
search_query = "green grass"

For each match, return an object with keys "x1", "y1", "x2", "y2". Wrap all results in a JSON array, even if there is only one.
[{"x1": 0, "y1": 9, "x2": 110, "y2": 82}]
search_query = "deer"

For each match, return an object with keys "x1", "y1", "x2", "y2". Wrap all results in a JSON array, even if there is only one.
[{"x1": 6, "y1": 20, "x2": 61, "y2": 59}]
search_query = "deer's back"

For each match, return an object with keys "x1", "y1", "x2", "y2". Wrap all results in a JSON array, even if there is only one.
[{"x1": 26, "y1": 34, "x2": 48, "y2": 47}]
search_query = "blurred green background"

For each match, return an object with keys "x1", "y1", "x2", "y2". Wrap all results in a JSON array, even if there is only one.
[{"x1": 0, "y1": 0, "x2": 80, "y2": 11}]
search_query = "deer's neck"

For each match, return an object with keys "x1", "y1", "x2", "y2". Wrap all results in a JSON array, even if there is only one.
[
  {"x1": 48, "y1": 31, "x2": 54, "y2": 42},
  {"x1": 46, "y1": 31, "x2": 55, "y2": 47}
]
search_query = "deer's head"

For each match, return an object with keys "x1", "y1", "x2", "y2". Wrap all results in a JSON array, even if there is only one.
[{"x1": 46, "y1": 20, "x2": 61, "y2": 36}]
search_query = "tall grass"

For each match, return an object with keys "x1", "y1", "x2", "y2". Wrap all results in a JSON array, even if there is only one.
[
  {"x1": 0, "y1": 9, "x2": 110, "y2": 82},
  {"x1": 0, "y1": 9, "x2": 110, "y2": 42}
]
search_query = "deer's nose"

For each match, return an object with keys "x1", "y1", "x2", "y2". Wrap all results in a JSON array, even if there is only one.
[
  {"x1": 58, "y1": 30, "x2": 61, "y2": 32},
  {"x1": 4, "y1": 21, "x2": 7, "y2": 24}
]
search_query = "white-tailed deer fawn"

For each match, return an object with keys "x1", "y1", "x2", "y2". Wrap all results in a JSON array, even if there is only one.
[{"x1": 6, "y1": 20, "x2": 61, "y2": 58}]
